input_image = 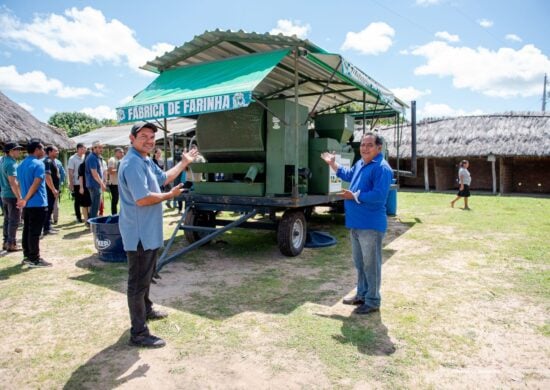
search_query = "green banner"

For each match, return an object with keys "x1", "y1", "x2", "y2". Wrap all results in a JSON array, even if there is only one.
[{"x1": 116, "y1": 91, "x2": 252, "y2": 123}]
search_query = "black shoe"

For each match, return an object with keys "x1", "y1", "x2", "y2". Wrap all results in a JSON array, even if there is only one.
[
  {"x1": 28, "y1": 258, "x2": 53, "y2": 268},
  {"x1": 21, "y1": 257, "x2": 33, "y2": 266},
  {"x1": 146, "y1": 309, "x2": 168, "y2": 321},
  {"x1": 43, "y1": 229, "x2": 59, "y2": 235},
  {"x1": 342, "y1": 296, "x2": 365, "y2": 306},
  {"x1": 353, "y1": 304, "x2": 380, "y2": 315},
  {"x1": 129, "y1": 334, "x2": 166, "y2": 348}
]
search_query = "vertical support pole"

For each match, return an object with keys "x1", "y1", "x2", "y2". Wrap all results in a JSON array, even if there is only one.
[
  {"x1": 362, "y1": 92, "x2": 366, "y2": 134},
  {"x1": 292, "y1": 47, "x2": 299, "y2": 198},
  {"x1": 424, "y1": 158, "x2": 430, "y2": 191},
  {"x1": 491, "y1": 159, "x2": 497, "y2": 195},
  {"x1": 163, "y1": 118, "x2": 168, "y2": 170}
]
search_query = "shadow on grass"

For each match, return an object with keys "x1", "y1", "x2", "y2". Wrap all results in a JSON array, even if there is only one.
[
  {"x1": 320, "y1": 313, "x2": 396, "y2": 356},
  {"x1": 0, "y1": 262, "x2": 32, "y2": 280},
  {"x1": 62, "y1": 228, "x2": 93, "y2": 240},
  {"x1": 63, "y1": 331, "x2": 146, "y2": 390},
  {"x1": 71, "y1": 212, "x2": 415, "y2": 324}
]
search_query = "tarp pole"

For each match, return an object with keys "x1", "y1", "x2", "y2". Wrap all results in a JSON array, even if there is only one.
[
  {"x1": 292, "y1": 47, "x2": 299, "y2": 199},
  {"x1": 362, "y1": 92, "x2": 366, "y2": 134},
  {"x1": 163, "y1": 118, "x2": 168, "y2": 170}
]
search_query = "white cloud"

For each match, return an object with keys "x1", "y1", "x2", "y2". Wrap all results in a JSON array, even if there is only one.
[
  {"x1": 18, "y1": 102, "x2": 33, "y2": 111},
  {"x1": 94, "y1": 82, "x2": 105, "y2": 91},
  {"x1": 410, "y1": 42, "x2": 550, "y2": 98},
  {"x1": 0, "y1": 65, "x2": 101, "y2": 98},
  {"x1": 419, "y1": 102, "x2": 484, "y2": 119},
  {"x1": 341, "y1": 22, "x2": 395, "y2": 55},
  {"x1": 391, "y1": 87, "x2": 431, "y2": 103},
  {"x1": 80, "y1": 105, "x2": 116, "y2": 120},
  {"x1": 505, "y1": 34, "x2": 522, "y2": 43},
  {"x1": 0, "y1": 7, "x2": 174, "y2": 73},
  {"x1": 435, "y1": 31, "x2": 459, "y2": 43},
  {"x1": 270, "y1": 19, "x2": 310, "y2": 39},
  {"x1": 118, "y1": 95, "x2": 133, "y2": 105},
  {"x1": 416, "y1": 0, "x2": 441, "y2": 6},
  {"x1": 478, "y1": 18, "x2": 493, "y2": 28}
]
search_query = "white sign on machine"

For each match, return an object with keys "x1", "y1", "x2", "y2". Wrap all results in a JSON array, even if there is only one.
[{"x1": 329, "y1": 155, "x2": 351, "y2": 193}]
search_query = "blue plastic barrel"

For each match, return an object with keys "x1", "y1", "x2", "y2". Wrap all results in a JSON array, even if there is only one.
[
  {"x1": 88, "y1": 215, "x2": 126, "y2": 262},
  {"x1": 386, "y1": 180, "x2": 398, "y2": 216}
]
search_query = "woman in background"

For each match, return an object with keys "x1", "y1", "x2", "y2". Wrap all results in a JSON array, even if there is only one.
[{"x1": 450, "y1": 160, "x2": 471, "y2": 210}]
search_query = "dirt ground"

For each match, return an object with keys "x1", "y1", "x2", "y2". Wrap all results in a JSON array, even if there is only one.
[{"x1": 1, "y1": 197, "x2": 549, "y2": 389}]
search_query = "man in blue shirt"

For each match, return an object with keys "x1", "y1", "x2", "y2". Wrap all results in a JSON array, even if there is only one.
[
  {"x1": 321, "y1": 133, "x2": 393, "y2": 314},
  {"x1": 42, "y1": 145, "x2": 60, "y2": 235},
  {"x1": 119, "y1": 122, "x2": 198, "y2": 348},
  {"x1": 0, "y1": 142, "x2": 23, "y2": 252},
  {"x1": 85, "y1": 140, "x2": 106, "y2": 220},
  {"x1": 16, "y1": 139, "x2": 51, "y2": 268}
]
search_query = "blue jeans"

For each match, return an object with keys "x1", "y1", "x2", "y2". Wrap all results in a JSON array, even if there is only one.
[
  {"x1": 89, "y1": 187, "x2": 102, "y2": 219},
  {"x1": 350, "y1": 229, "x2": 385, "y2": 309}
]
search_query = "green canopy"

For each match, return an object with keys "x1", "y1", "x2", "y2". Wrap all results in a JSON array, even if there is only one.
[{"x1": 117, "y1": 49, "x2": 290, "y2": 123}]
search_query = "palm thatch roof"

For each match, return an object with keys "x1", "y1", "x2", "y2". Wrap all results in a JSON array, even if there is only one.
[
  {"x1": 71, "y1": 117, "x2": 196, "y2": 147},
  {"x1": 365, "y1": 112, "x2": 550, "y2": 158},
  {"x1": 0, "y1": 91, "x2": 75, "y2": 149}
]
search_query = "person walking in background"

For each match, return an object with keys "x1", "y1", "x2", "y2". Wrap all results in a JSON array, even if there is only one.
[
  {"x1": 52, "y1": 156, "x2": 66, "y2": 225},
  {"x1": 85, "y1": 140, "x2": 106, "y2": 219},
  {"x1": 78, "y1": 150, "x2": 92, "y2": 226},
  {"x1": 119, "y1": 122, "x2": 198, "y2": 348},
  {"x1": 108, "y1": 147, "x2": 124, "y2": 214},
  {"x1": 68, "y1": 143, "x2": 86, "y2": 223},
  {"x1": 450, "y1": 160, "x2": 472, "y2": 210},
  {"x1": 17, "y1": 139, "x2": 51, "y2": 268},
  {"x1": 0, "y1": 142, "x2": 24, "y2": 252},
  {"x1": 321, "y1": 133, "x2": 393, "y2": 315},
  {"x1": 42, "y1": 145, "x2": 60, "y2": 236}
]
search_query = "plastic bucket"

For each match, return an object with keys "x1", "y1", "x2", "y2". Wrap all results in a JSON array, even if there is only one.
[{"x1": 88, "y1": 215, "x2": 126, "y2": 262}]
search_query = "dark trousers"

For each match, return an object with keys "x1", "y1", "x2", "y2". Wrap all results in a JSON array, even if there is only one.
[
  {"x1": 109, "y1": 184, "x2": 119, "y2": 215},
  {"x1": 22, "y1": 207, "x2": 47, "y2": 261},
  {"x1": 43, "y1": 191, "x2": 56, "y2": 232},
  {"x1": 127, "y1": 242, "x2": 159, "y2": 337},
  {"x1": 2, "y1": 197, "x2": 21, "y2": 245},
  {"x1": 73, "y1": 185, "x2": 82, "y2": 222}
]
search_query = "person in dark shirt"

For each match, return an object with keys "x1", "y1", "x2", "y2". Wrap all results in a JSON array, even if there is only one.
[{"x1": 42, "y1": 145, "x2": 60, "y2": 235}]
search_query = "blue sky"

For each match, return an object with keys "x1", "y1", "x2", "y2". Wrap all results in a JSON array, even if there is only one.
[{"x1": 1, "y1": 0, "x2": 549, "y2": 122}]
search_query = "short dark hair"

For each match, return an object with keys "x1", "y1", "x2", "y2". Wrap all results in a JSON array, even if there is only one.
[
  {"x1": 45, "y1": 145, "x2": 57, "y2": 154},
  {"x1": 363, "y1": 132, "x2": 384, "y2": 146},
  {"x1": 460, "y1": 160, "x2": 469, "y2": 167},
  {"x1": 76, "y1": 143, "x2": 85, "y2": 149},
  {"x1": 27, "y1": 138, "x2": 43, "y2": 154}
]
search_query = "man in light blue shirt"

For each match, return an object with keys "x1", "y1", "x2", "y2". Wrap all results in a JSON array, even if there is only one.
[
  {"x1": 322, "y1": 133, "x2": 393, "y2": 314},
  {"x1": 118, "y1": 122, "x2": 198, "y2": 348}
]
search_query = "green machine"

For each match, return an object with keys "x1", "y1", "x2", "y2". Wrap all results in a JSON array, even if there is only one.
[{"x1": 116, "y1": 30, "x2": 409, "y2": 269}]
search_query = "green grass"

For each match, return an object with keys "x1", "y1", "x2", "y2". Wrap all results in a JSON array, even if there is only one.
[{"x1": 0, "y1": 190, "x2": 548, "y2": 388}]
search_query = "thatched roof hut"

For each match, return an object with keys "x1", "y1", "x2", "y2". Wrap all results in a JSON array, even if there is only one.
[
  {"x1": 0, "y1": 91, "x2": 75, "y2": 149},
  {"x1": 372, "y1": 112, "x2": 550, "y2": 159},
  {"x1": 359, "y1": 112, "x2": 550, "y2": 194}
]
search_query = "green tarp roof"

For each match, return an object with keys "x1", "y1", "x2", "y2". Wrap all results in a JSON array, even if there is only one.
[{"x1": 117, "y1": 49, "x2": 290, "y2": 123}]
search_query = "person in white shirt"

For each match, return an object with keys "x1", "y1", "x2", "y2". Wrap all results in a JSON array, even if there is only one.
[
  {"x1": 107, "y1": 147, "x2": 124, "y2": 214},
  {"x1": 451, "y1": 160, "x2": 472, "y2": 210},
  {"x1": 67, "y1": 143, "x2": 86, "y2": 222}
]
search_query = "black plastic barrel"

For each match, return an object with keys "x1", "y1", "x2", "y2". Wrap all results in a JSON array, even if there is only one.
[{"x1": 88, "y1": 215, "x2": 126, "y2": 262}]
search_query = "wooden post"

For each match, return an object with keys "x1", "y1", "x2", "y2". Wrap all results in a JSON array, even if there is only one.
[
  {"x1": 424, "y1": 158, "x2": 429, "y2": 191},
  {"x1": 491, "y1": 159, "x2": 497, "y2": 194}
]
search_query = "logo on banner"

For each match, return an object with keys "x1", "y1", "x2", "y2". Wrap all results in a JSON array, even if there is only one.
[
  {"x1": 232, "y1": 92, "x2": 247, "y2": 108},
  {"x1": 116, "y1": 109, "x2": 126, "y2": 122}
]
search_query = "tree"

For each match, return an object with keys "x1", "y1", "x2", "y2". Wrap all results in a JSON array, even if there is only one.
[{"x1": 48, "y1": 112, "x2": 102, "y2": 137}]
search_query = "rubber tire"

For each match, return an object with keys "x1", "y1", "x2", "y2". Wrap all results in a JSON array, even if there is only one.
[
  {"x1": 184, "y1": 209, "x2": 216, "y2": 244},
  {"x1": 277, "y1": 210, "x2": 307, "y2": 257}
]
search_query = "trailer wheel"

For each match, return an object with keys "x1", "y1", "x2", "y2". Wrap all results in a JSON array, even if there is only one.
[
  {"x1": 277, "y1": 210, "x2": 307, "y2": 257},
  {"x1": 184, "y1": 209, "x2": 216, "y2": 244}
]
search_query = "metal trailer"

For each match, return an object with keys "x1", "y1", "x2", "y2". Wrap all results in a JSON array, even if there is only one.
[{"x1": 116, "y1": 31, "x2": 409, "y2": 272}]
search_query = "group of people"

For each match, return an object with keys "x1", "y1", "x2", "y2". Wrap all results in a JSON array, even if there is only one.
[
  {"x1": 67, "y1": 142, "x2": 125, "y2": 226},
  {"x1": 1, "y1": 126, "x2": 470, "y2": 348}
]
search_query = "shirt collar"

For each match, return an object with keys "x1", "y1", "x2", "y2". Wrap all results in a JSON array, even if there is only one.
[
  {"x1": 128, "y1": 146, "x2": 150, "y2": 162},
  {"x1": 360, "y1": 152, "x2": 383, "y2": 167}
]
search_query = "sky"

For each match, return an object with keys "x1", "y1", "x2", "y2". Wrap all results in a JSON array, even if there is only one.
[{"x1": 0, "y1": 0, "x2": 549, "y2": 123}]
